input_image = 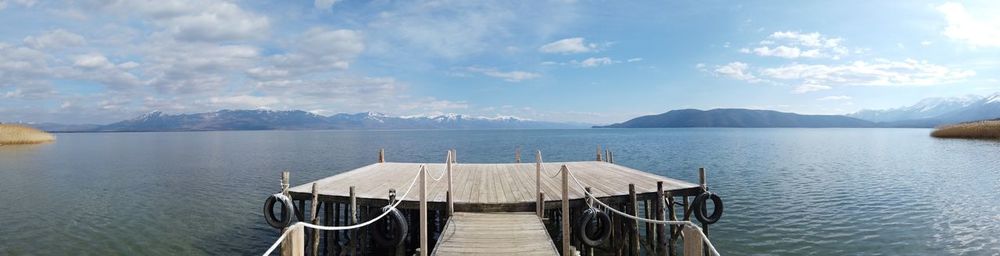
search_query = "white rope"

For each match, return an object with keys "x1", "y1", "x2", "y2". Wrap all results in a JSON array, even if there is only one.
[
  {"x1": 263, "y1": 165, "x2": 424, "y2": 256},
  {"x1": 567, "y1": 169, "x2": 721, "y2": 256}
]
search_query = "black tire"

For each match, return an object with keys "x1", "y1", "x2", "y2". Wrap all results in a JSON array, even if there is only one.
[
  {"x1": 372, "y1": 206, "x2": 408, "y2": 247},
  {"x1": 263, "y1": 194, "x2": 295, "y2": 229},
  {"x1": 692, "y1": 192, "x2": 723, "y2": 224},
  {"x1": 576, "y1": 208, "x2": 612, "y2": 246}
]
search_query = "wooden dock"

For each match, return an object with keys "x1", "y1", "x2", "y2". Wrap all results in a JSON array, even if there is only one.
[
  {"x1": 432, "y1": 212, "x2": 558, "y2": 256},
  {"x1": 288, "y1": 161, "x2": 701, "y2": 211},
  {"x1": 267, "y1": 150, "x2": 720, "y2": 256}
]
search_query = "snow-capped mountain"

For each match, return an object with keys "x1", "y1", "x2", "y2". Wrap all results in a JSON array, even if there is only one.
[
  {"x1": 89, "y1": 110, "x2": 585, "y2": 131},
  {"x1": 848, "y1": 95, "x2": 982, "y2": 122},
  {"x1": 850, "y1": 93, "x2": 1000, "y2": 127}
]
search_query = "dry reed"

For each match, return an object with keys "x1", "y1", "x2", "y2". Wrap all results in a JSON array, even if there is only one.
[
  {"x1": 930, "y1": 120, "x2": 1000, "y2": 139},
  {"x1": 0, "y1": 124, "x2": 56, "y2": 145}
]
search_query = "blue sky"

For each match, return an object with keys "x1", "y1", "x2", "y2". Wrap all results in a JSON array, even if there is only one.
[{"x1": 1, "y1": 0, "x2": 999, "y2": 124}]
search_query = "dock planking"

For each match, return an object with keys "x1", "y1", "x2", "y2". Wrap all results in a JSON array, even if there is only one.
[
  {"x1": 287, "y1": 161, "x2": 701, "y2": 211},
  {"x1": 431, "y1": 212, "x2": 558, "y2": 256}
]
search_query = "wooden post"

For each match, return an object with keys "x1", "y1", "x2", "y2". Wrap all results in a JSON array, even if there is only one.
[
  {"x1": 667, "y1": 192, "x2": 676, "y2": 256},
  {"x1": 539, "y1": 192, "x2": 546, "y2": 219},
  {"x1": 585, "y1": 187, "x2": 594, "y2": 256},
  {"x1": 698, "y1": 167, "x2": 709, "y2": 256},
  {"x1": 561, "y1": 165, "x2": 571, "y2": 256},
  {"x1": 604, "y1": 149, "x2": 610, "y2": 163},
  {"x1": 288, "y1": 224, "x2": 305, "y2": 256},
  {"x1": 419, "y1": 166, "x2": 428, "y2": 256},
  {"x1": 515, "y1": 147, "x2": 521, "y2": 163},
  {"x1": 451, "y1": 149, "x2": 457, "y2": 163},
  {"x1": 378, "y1": 149, "x2": 385, "y2": 163},
  {"x1": 699, "y1": 167, "x2": 706, "y2": 191},
  {"x1": 536, "y1": 150, "x2": 543, "y2": 218},
  {"x1": 349, "y1": 186, "x2": 357, "y2": 256},
  {"x1": 596, "y1": 146, "x2": 603, "y2": 161},
  {"x1": 682, "y1": 227, "x2": 703, "y2": 256},
  {"x1": 280, "y1": 171, "x2": 293, "y2": 256},
  {"x1": 656, "y1": 181, "x2": 666, "y2": 256},
  {"x1": 645, "y1": 200, "x2": 653, "y2": 253},
  {"x1": 446, "y1": 151, "x2": 454, "y2": 217},
  {"x1": 628, "y1": 184, "x2": 639, "y2": 256},
  {"x1": 310, "y1": 183, "x2": 321, "y2": 256}
]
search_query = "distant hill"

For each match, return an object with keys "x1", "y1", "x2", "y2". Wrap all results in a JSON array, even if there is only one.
[
  {"x1": 596, "y1": 108, "x2": 875, "y2": 128},
  {"x1": 59, "y1": 110, "x2": 588, "y2": 132},
  {"x1": 852, "y1": 93, "x2": 1000, "y2": 127}
]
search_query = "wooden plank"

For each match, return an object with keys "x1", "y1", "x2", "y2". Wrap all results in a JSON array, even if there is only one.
[{"x1": 431, "y1": 212, "x2": 557, "y2": 256}]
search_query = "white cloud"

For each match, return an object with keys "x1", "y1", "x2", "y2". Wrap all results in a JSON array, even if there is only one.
[
  {"x1": 144, "y1": 42, "x2": 260, "y2": 94},
  {"x1": 937, "y1": 2, "x2": 1000, "y2": 47},
  {"x1": 793, "y1": 84, "x2": 832, "y2": 94},
  {"x1": 539, "y1": 37, "x2": 596, "y2": 54},
  {"x1": 23, "y1": 29, "x2": 86, "y2": 49},
  {"x1": 105, "y1": 0, "x2": 270, "y2": 42},
  {"x1": 818, "y1": 95, "x2": 851, "y2": 101},
  {"x1": 367, "y1": 1, "x2": 574, "y2": 59},
  {"x1": 713, "y1": 62, "x2": 761, "y2": 83},
  {"x1": 921, "y1": 41, "x2": 933, "y2": 46},
  {"x1": 71, "y1": 53, "x2": 143, "y2": 90},
  {"x1": 250, "y1": 27, "x2": 364, "y2": 80},
  {"x1": 0, "y1": 0, "x2": 35, "y2": 10},
  {"x1": 314, "y1": 0, "x2": 341, "y2": 10},
  {"x1": 744, "y1": 31, "x2": 848, "y2": 59},
  {"x1": 770, "y1": 31, "x2": 843, "y2": 48},
  {"x1": 761, "y1": 59, "x2": 975, "y2": 89},
  {"x1": 466, "y1": 67, "x2": 540, "y2": 82},
  {"x1": 626, "y1": 58, "x2": 643, "y2": 62},
  {"x1": 73, "y1": 54, "x2": 111, "y2": 68},
  {"x1": 578, "y1": 57, "x2": 613, "y2": 67}
]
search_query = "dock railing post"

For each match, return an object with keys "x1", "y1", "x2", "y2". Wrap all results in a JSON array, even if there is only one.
[
  {"x1": 419, "y1": 165, "x2": 428, "y2": 256},
  {"x1": 447, "y1": 151, "x2": 454, "y2": 217},
  {"x1": 349, "y1": 186, "x2": 357, "y2": 256},
  {"x1": 628, "y1": 184, "x2": 639, "y2": 256},
  {"x1": 561, "y1": 165, "x2": 571, "y2": 256},
  {"x1": 536, "y1": 150, "x2": 543, "y2": 218},
  {"x1": 310, "y1": 183, "x2": 321, "y2": 256},
  {"x1": 596, "y1": 146, "x2": 603, "y2": 161},
  {"x1": 378, "y1": 148, "x2": 385, "y2": 163},
  {"x1": 516, "y1": 147, "x2": 521, "y2": 163},
  {"x1": 698, "y1": 167, "x2": 709, "y2": 256},
  {"x1": 656, "y1": 181, "x2": 666, "y2": 256},
  {"x1": 280, "y1": 171, "x2": 293, "y2": 256}
]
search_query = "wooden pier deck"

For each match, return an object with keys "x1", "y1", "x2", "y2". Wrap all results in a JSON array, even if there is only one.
[
  {"x1": 431, "y1": 212, "x2": 558, "y2": 256},
  {"x1": 288, "y1": 161, "x2": 702, "y2": 211}
]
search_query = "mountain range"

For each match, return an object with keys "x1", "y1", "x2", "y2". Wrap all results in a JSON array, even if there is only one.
[
  {"x1": 27, "y1": 110, "x2": 587, "y2": 132},
  {"x1": 595, "y1": 109, "x2": 875, "y2": 128},
  {"x1": 599, "y1": 93, "x2": 1000, "y2": 128},
  {"x1": 16, "y1": 93, "x2": 1000, "y2": 131},
  {"x1": 849, "y1": 93, "x2": 1000, "y2": 127}
]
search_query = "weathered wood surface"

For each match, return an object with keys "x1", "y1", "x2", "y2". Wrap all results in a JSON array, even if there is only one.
[
  {"x1": 288, "y1": 161, "x2": 700, "y2": 209},
  {"x1": 431, "y1": 212, "x2": 558, "y2": 256}
]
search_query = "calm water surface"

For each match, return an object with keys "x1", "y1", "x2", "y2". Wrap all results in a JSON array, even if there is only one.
[{"x1": 1, "y1": 129, "x2": 998, "y2": 255}]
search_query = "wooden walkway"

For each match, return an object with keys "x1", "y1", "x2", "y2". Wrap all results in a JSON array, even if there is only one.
[
  {"x1": 288, "y1": 161, "x2": 701, "y2": 210},
  {"x1": 431, "y1": 212, "x2": 558, "y2": 256}
]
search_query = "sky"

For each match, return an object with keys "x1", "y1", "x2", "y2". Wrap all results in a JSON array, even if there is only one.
[{"x1": 1, "y1": 0, "x2": 999, "y2": 125}]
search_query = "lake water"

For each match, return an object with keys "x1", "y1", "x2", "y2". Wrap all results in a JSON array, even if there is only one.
[{"x1": 1, "y1": 129, "x2": 998, "y2": 255}]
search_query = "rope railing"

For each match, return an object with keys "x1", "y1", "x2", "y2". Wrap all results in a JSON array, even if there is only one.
[
  {"x1": 262, "y1": 165, "x2": 424, "y2": 256},
  {"x1": 565, "y1": 168, "x2": 721, "y2": 256}
]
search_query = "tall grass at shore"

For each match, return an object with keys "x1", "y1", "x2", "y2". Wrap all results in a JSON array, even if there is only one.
[
  {"x1": 0, "y1": 124, "x2": 56, "y2": 145},
  {"x1": 930, "y1": 120, "x2": 1000, "y2": 139}
]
